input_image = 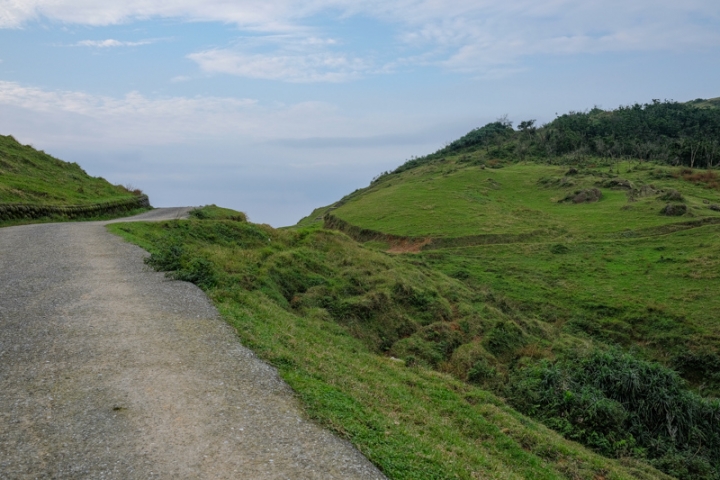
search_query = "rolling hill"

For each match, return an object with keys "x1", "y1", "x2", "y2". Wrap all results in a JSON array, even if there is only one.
[{"x1": 114, "y1": 99, "x2": 720, "y2": 479}]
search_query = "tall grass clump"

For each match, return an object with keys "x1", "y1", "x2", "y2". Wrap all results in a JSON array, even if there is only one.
[{"x1": 509, "y1": 349, "x2": 720, "y2": 480}]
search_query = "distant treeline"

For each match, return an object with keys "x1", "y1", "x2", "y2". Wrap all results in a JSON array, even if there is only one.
[{"x1": 395, "y1": 99, "x2": 720, "y2": 173}]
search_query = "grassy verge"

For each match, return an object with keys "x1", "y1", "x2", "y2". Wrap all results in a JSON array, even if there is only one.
[{"x1": 108, "y1": 208, "x2": 671, "y2": 480}]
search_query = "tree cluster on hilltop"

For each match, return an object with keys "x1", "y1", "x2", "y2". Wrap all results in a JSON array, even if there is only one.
[{"x1": 395, "y1": 99, "x2": 720, "y2": 173}]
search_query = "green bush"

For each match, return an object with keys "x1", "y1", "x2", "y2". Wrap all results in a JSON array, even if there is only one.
[
  {"x1": 145, "y1": 242, "x2": 184, "y2": 271},
  {"x1": 144, "y1": 240, "x2": 217, "y2": 288},
  {"x1": 484, "y1": 320, "x2": 526, "y2": 357},
  {"x1": 174, "y1": 257, "x2": 218, "y2": 289},
  {"x1": 467, "y1": 358, "x2": 497, "y2": 386},
  {"x1": 508, "y1": 348, "x2": 720, "y2": 480}
]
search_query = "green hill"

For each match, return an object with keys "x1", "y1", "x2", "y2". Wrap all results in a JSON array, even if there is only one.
[
  {"x1": 689, "y1": 97, "x2": 720, "y2": 109},
  {"x1": 296, "y1": 99, "x2": 720, "y2": 478},
  {"x1": 112, "y1": 99, "x2": 720, "y2": 480},
  {"x1": 0, "y1": 134, "x2": 149, "y2": 224}
]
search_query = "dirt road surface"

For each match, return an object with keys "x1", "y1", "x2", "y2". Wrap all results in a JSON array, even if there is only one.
[{"x1": 0, "y1": 208, "x2": 386, "y2": 479}]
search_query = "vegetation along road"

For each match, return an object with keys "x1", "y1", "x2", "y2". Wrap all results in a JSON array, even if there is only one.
[{"x1": 0, "y1": 208, "x2": 385, "y2": 479}]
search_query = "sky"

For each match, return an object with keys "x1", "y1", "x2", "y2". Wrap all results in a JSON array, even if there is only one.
[{"x1": 1, "y1": 1, "x2": 719, "y2": 226}]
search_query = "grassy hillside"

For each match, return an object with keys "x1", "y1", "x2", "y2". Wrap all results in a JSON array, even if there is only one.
[
  {"x1": 110, "y1": 207, "x2": 672, "y2": 480},
  {"x1": 327, "y1": 157, "x2": 720, "y2": 387},
  {"x1": 329, "y1": 161, "x2": 720, "y2": 239},
  {"x1": 285, "y1": 99, "x2": 720, "y2": 479},
  {"x1": 110, "y1": 98, "x2": 720, "y2": 479},
  {"x1": 0, "y1": 134, "x2": 137, "y2": 205}
]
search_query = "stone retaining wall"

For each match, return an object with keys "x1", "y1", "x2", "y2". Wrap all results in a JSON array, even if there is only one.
[{"x1": 0, "y1": 194, "x2": 150, "y2": 221}]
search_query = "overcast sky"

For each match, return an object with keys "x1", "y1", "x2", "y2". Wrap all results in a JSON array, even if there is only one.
[{"x1": 1, "y1": 1, "x2": 719, "y2": 225}]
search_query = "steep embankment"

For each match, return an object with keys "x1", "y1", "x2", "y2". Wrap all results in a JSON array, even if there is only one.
[
  {"x1": 0, "y1": 134, "x2": 149, "y2": 224},
  {"x1": 287, "y1": 98, "x2": 720, "y2": 479}
]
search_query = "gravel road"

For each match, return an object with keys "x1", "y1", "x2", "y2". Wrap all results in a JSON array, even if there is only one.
[{"x1": 0, "y1": 208, "x2": 386, "y2": 479}]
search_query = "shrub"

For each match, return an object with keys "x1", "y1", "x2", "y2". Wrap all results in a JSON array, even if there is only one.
[
  {"x1": 659, "y1": 189, "x2": 685, "y2": 202},
  {"x1": 467, "y1": 358, "x2": 498, "y2": 386},
  {"x1": 508, "y1": 348, "x2": 720, "y2": 480},
  {"x1": 145, "y1": 242, "x2": 184, "y2": 271},
  {"x1": 550, "y1": 244, "x2": 569, "y2": 254},
  {"x1": 661, "y1": 204, "x2": 688, "y2": 216},
  {"x1": 189, "y1": 207, "x2": 210, "y2": 219},
  {"x1": 174, "y1": 257, "x2": 218, "y2": 288},
  {"x1": 484, "y1": 320, "x2": 526, "y2": 357},
  {"x1": 560, "y1": 188, "x2": 603, "y2": 204},
  {"x1": 144, "y1": 240, "x2": 218, "y2": 289}
]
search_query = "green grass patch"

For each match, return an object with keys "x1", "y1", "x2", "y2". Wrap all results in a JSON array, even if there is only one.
[
  {"x1": 420, "y1": 225, "x2": 720, "y2": 394},
  {"x1": 108, "y1": 217, "x2": 673, "y2": 479},
  {"x1": 0, "y1": 206, "x2": 151, "y2": 228},
  {"x1": 0, "y1": 134, "x2": 137, "y2": 206},
  {"x1": 330, "y1": 161, "x2": 720, "y2": 240},
  {"x1": 188, "y1": 204, "x2": 248, "y2": 221}
]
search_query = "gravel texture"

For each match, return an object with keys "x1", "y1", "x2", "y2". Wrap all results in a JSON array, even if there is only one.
[{"x1": 0, "y1": 208, "x2": 386, "y2": 479}]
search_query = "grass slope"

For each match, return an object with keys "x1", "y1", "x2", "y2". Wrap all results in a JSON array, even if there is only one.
[
  {"x1": 689, "y1": 97, "x2": 720, "y2": 109},
  {"x1": 0, "y1": 134, "x2": 136, "y2": 205},
  {"x1": 301, "y1": 158, "x2": 720, "y2": 477},
  {"x1": 421, "y1": 224, "x2": 720, "y2": 391},
  {"x1": 323, "y1": 159, "x2": 720, "y2": 386},
  {"x1": 330, "y1": 161, "x2": 720, "y2": 239},
  {"x1": 106, "y1": 99, "x2": 720, "y2": 479},
  {"x1": 109, "y1": 208, "x2": 670, "y2": 480}
]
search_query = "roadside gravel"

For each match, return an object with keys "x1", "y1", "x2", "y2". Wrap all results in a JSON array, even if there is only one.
[{"x1": 0, "y1": 208, "x2": 386, "y2": 479}]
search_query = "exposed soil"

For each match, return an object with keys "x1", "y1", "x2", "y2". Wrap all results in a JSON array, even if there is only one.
[{"x1": 386, "y1": 237, "x2": 433, "y2": 254}]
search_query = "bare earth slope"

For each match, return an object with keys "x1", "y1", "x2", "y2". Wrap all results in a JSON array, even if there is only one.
[{"x1": 0, "y1": 208, "x2": 384, "y2": 479}]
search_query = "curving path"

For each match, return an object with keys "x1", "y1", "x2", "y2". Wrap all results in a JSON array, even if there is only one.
[{"x1": 0, "y1": 208, "x2": 385, "y2": 479}]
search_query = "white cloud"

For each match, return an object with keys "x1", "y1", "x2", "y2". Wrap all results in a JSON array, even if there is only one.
[
  {"x1": 1, "y1": 1, "x2": 718, "y2": 78},
  {"x1": 74, "y1": 38, "x2": 153, "y2": 47},
  {"x1": 393, "y1": 1, "x2": 720, "y2": 73},
  {"x1": 0, "y1": 0, "x2": 316, "y2": 29},
  {"x1": 188, "y1": 48, "x2": 370, "y2": 83},
  {"x1": 187, "y1": 33, "x2": 376, "y2": 82},
  {"x1": 0, "y1": 80, "x2": 413, "y2": 147}
]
